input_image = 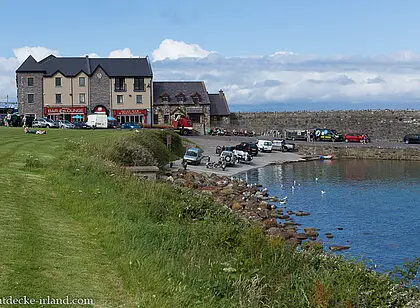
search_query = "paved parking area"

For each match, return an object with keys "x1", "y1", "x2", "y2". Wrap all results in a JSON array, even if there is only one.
[{"x1": 172, "y1": 136, "x2": 304, "y2": 176}]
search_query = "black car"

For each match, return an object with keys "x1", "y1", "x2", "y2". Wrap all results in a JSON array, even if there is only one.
[
  {"x1": 403, "y1": 134, "x2": 420, "y2": 144},
  {"x1": 235, "y1": 142, "x2": 258, "y2": 156}
]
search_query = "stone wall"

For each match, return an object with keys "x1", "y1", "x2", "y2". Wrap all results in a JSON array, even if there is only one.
[
  {"x1": 297, "y1": 144, "x2": 420, "y2": 161},
  {"x1": 90, "y1": 67, "x2": 110, "y2": 112},
  {"x1": 17, "y1": 72, "x2": 44, "y2": 117},
  {"x1": 226, "y1": 110, "x2": 420, "y2": 141}
]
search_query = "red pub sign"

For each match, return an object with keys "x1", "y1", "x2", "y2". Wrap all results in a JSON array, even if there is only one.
[
  {"x1": 112, "y1": 109, "x2": 148, "y2": 117},
  {"x1": 44, "y1": 106, "x2": 87, "y2": 115}
]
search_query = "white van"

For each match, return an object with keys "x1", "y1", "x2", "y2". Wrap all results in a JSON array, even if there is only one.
[
  {"x1": 257, "y1": 140, "x2": 273, "y2": 152},
  {"x1": 86, "y1": 113, "x2": 108, "y2": 128}
]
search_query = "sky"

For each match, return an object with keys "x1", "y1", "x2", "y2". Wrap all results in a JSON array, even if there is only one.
[{"x1": 2, "y1": 0, "x2": 420, "y2": 111}]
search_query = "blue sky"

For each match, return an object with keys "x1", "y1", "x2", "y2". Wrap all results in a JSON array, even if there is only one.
[{"x1": 1, "y1": 0, "x2": 420, "y2": 110}]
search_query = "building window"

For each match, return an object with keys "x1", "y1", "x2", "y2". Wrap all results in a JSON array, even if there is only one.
[
  {"x1": 27, "y1": 94, "x2": 34, "y2": 104},
  {"x1": 56, "y1": 94, "x2": 62, "y2": 104},
  {"x1": 189, "y1": 114, "x2": 201, "y2": 123},
  {"x1": 134, "y1": 78, "x2": 144, "y2": 91},
  {"x1": 153, "y1": 114, "x2": 159, "y2": 124},
  {"x1": 136, "y1": 95, "x2": 142, "y2": 104},
  {"x1": 161, "y1": 95, "x2": 169, "y2": 103},
  {"x1": 177, "y1": 95, "x2": 185, "y2": 103},
  {"x1": 55, "y1": 77, "x2": 62, "y2": 87},
  {"x1": 79, "y1": 93, "x2": 85, "y2": 104},
  {"x1": 164, "y1": 114, "x2": 170, "y2": 124},
  {"x1": 115, "y1": 78, "x2": 126, "y2": 91},
  {"x1": 192, "y1": 95, "x2": 200, "y2": 104},
  {"x1": 79, "y1": 77, "x2": 85, "y2": 87},
  {"x1": 117, "y1": 95, "x2": 123, "y2": 104},
  {"x1": 27, "y1": 77, "x2": 34, "y2": 87}
]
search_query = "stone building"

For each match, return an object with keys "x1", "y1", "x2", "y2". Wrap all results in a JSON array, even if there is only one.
[
  {"x1": 153, "y1": 81, "x2": 211, "y2": 134},
  {"x1": 16, "y1": 55, "x2": 153, "y2": 124},
  {"x1": 209, "y1": 90, "x2": 231, "y2": 126}
]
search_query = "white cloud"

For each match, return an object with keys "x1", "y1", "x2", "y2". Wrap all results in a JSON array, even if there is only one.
[
  {"x1": 108, "y1": 48, "x2": 135, "y2": 58},
  {"x1": 151, "y1": 39, "x2": 212, "y2": 61},
  {"x1": 12, "y1": 46, "x2": 59, "y2": 63},
  {"x1": 84, "y1": 53, "x2": 100, "y2": 58},
  {"x1": 2, "y1": 41, "x2": 420, "y2": 110}
]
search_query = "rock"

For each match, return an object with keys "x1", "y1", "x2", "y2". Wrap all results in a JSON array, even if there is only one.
[
  {"x1": 219, "y1": 188, "x2": 235, "y2": 195},
  {"x1": 295, "y1": 211, "x2": 310, "y2": 216},
  {"x1": 262, "y1": 218, "x2": 277, "y2": 229},
  {"x1": 304, "y1": 228, "x2": 319, "y2": 237},
  {"x1": 325, "y1": 233, "x2": 334, "y2": 239},
  {"x1": 329, "y1": 245, "x2": 350, "y2": 252},
  {"x1": 277, "y1": 215, "x2": 290, "y2": 220},
  {"x1": 287, "y1": 237, "x2": 302, "y2": 245},
  {"x1": 231, "y1": 203, "x2": 242, "y2": 210},
  {"x1": 260, "y1": 201, "x2": 269, "y2": 209},
  {"x1": 174, "y1": 178, "x2": 187, "y2": 186},
  {"x1": 295, "y1": 233, "x2": 309, "y2": 240},
  {"x1": 337, "y1": 227, "x2": 344, "y2": 230},
  {"x1": 266, "y1": 227, "x2": 283, "y2": 236}
]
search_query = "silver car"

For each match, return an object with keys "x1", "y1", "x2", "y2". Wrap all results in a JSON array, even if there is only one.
[{"x1": 58, "y1": 120, "x2": 75, "y2": 129}]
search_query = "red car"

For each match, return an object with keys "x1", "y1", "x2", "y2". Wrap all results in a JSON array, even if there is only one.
[{"x1": 345, "y1": 133, "x2": 366, "y2": 143}]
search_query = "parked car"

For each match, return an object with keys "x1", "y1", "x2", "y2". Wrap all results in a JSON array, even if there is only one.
[
  {"x1": 403, "y1": 134, "x2": 420, "y2": 144},
  {"x1": 314, "y1": 129, "x2": 344, "y2": 142},
  {"x1": 272, "y1": 139, "x2": 296, "y2": 152},
  {"x1": 58, "y1": 120, "x2": 75, "y2": 129},
  {"x1": 108, "y1": 121, "x2": 121, "y2": 129},
  {"x1": 219, "y1": 150, "x2": 237, "y2": 166},
  {"x1": 256, "y1": 140, "x2": 273, "y2": 152},
  {"x1": 183, "y1": 148, "x2": 207, "y2": 165},
  {"x1": 345, "y1": 133, "x2": 364, "y2": 143},
  {"x1": 284, "y1": 129, "x2": 308, "y2": 141},
  {"x1": 122, "y1": 122, "x2": 141, "y2": 130},
  {"x1": 32, "y1": 118, "x2": 59, "y2": 128},
  {"x1": 235, "y1": 142, "x2": 258, "y2": 156},
  {"x1": 232, "y1": 149, "x2": 253, "y2": 164},
  {"x1": 73, "y1": 121, "x2": 91, "y2": 129}
]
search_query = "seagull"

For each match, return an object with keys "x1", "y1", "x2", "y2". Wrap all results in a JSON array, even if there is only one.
[
  {"x1": 321, "y1": 190, "x2": 326, "y2": 195},
  {"x1": 315, "y1": 177, "x2": 319, "y2": 182},
  {"x1": 279, "y1": 196, "x2": 288, "y2": 204},
  {"x1": 292, "y1": 186, "x2": 295, "y2": 190},
  {"x1": 293, "y1": 180, "x2": 297, "y2": 185}
]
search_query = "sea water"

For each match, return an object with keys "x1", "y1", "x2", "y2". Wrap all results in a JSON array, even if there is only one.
[{"x1": 237, "y1": 159, "x2": 420, "y2": 282}]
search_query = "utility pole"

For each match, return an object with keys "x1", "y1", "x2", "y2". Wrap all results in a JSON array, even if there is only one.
[{"x1": 6, "y1": 95, "x2": 8, "y2": 103}]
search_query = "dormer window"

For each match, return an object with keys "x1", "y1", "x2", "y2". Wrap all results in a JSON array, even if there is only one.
[
  {"x1": 192, "y1": 94, "x2": 200, "y2": 104},
  {"x1": 176, "y1": 93, "x2": 185, "y2": 103},
  {"x1": 162, "y1": 95, "x2": 169, "y2": 103}
]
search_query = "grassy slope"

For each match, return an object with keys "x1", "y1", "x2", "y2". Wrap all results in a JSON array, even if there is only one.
[{"x1": 0, "y1": 127, "x2": 418, "y2": 308}]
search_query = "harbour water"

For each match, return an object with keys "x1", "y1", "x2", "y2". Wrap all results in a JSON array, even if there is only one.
[{"x1": 237, "y1": 159, "x2": 420, "y2": 281}]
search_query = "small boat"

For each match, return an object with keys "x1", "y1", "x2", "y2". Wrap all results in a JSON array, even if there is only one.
[{"x1": 320, "y1": 155, "x2": 335, "y2": 160}]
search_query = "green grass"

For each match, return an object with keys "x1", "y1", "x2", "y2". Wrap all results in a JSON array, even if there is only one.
[{"x1": 0, "y1": 127, "x2": 418, "y2": 307}]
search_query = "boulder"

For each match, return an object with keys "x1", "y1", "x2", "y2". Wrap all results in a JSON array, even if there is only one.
[
  {"x1": 262, "y1": 218, "x2": 277, "y2": 229},
  {"x1": 231, "y1": 203, "x2": 242, "y2": 210},
  {"x1": 295, "y1": 211, "x2": 310, "y2": 216},
  {"x1": 329, "y1": 245, "x2": 350, "y2": 252}
]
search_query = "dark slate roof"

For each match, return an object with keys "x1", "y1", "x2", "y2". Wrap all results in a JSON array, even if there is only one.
[
  {"x1": 16, "y1": 55, "x2": 46, "y2": 73},
  {"x1": 153, "y1": 82, "x2": 211, "y2": 105},
  {"x1": 209, "y1": 91, "x2": 230, "y2": 116},
  {"x1": 16, "y1": 55, "x2": 153, "y2": 77},
  {"x1": 89, "y1": 58, "x2": 152, "y2": 77}
]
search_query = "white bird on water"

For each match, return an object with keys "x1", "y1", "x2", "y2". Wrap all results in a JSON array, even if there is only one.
[
  {"x1": 279, "y1": 196, "x2": 288, "y2": 203},
  {"x1": 315, "y1": 177, "x2": 319, "y2": 182},
  {"x1": 321, "y1": 190, "x2": 326, "y2": 195}
]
